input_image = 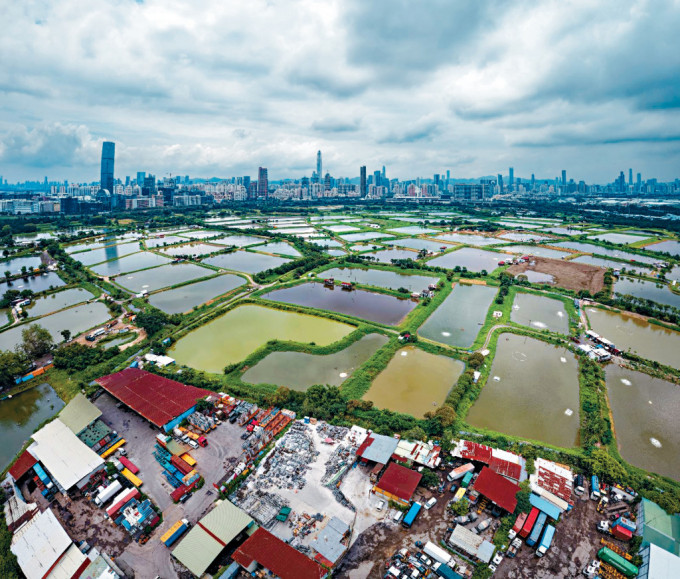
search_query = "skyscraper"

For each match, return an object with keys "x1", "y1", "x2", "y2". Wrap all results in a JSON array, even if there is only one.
[
  {"x1": 360, "y1": 166, "x2": 367, "y2": 197},
  {"x1": 373, "y1": 170, "x2": 381, "y2": 188},
  {"x1": 497, "y1": 174, "x2": 504, "y2": 192},
  {"x1": 100, "y1": 141, "x2": 115, "y2": 193},
  {"x1": 629, "y1": 168, "x2": 633, "y2": 186},
  {"x1": 316, "y1": 151, "x2": 322, "y2": 179},
  {"x1": 136, "y1": 171, "x2": 145, "y2": 186},
  {"x1": 561, "y1": 170, "x2": 567, "y2": 186},
  {"x1": 257, "y1": 167, "x2": 268, "y2": 198},
  {"x1": 509, "y1": 167, "x2": 514, "y2": 191}
]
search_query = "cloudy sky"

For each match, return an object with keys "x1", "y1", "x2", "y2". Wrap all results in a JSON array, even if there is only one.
[{"x1": 1, "y1": 0, "x2": 679, "y2": 183}]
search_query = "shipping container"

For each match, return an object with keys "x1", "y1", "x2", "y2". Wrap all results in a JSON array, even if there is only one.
[
  {"x1": 94, "y1": 480, "x2": 123, "y2": 507},
  {"x1": 611, "y1": 525, "x2": 633, "y2": 542},
  {"x1": 118, "y1": 456, "x2": 139, "y2": 474},
  {"x1": 526, "y1": 512, "x2": 548, "y2": 547},
  {"x1": 461, "y1": 471, "x2": 474, "y2": 488},
  {"x1": 180, "y1": 453, "x2": 196, "y2": 466},
  {"x1": 161, "y1": 519, "x2": 190, "y2": 547},
  {"x1": 612, "y1": 516, "x2": 635, "y2": 533},
  {"x1": 402, "y1": 502, "x2": 422, "y2": 528},
  {"x1": 121, "y1": 468, "x2": 142, "y2": 488},
  {"x1": 519, "y1": 508, "x2": 540, "y2": 539},
  {"x1": 431, "y1": 562, "x2": 461, "y2": 579},
  {"x1": 536, "y1": 524, "x2": 555, "y2": 557},
  {"x1": 106, "y1": 488, "x2": 140, "y2": 518},
  {"x1": 100, "y1": 439, "x2": 126, "y2": 459},
  {"x1": 597, "y1": 548, "x2": 638, "y2": 577},
  {"x1": 509, "y1": 512, "x2": 528, "y2": 540},
  {"x1": 423, "y1": 541, "x2": 452, "y2": 566}
]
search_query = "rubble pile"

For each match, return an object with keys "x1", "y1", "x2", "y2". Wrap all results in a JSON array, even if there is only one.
[
  {"x1": 235, "y1": 490, "x2": 288, "y2": 528},
  {"x1": 316, "y1": 422, "x2": 349, "y2": 441}
]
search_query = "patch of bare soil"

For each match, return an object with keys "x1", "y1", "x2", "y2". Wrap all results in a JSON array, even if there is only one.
[{"x1": 507, "y1": 257, "x2": 605, "y2": 294}]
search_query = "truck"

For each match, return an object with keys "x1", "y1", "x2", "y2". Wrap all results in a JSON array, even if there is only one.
[
  {"x1": 452, "y1": 487, "x2": 466, "y2": 503},
  {"x1": 423, "y1": 541, "x2": 452, "y2": 566},
  {"x1": 402, "y1": 502, "x2": 422, "y2": 528},
  {"x1": 507, "y1": 537, "x2": 522, "y2": 558},
  {"x1": 526, "y1": 512, "x2": 547, "y2": 547},
  {"x1": 161, "y1": 519, "x2": 190, "y2": 547},
  {"x1": 597, "y1": 547, "x2": 639, "y2": 578},
  {"x1": 519, "y1": 507, "x2": 540, "y2": 539},
  {"x1": 536, "y1": 524, "x2": 555, "y2": 557},
  {"x1": 447, "y1": 463, "x2": 474, "y2": 482},
  {"x1": 93, "y1": 480, "x2": 122, "y2": 506},
  {"x1": 508, "y1": 512, "x2": 527, "y2": 540},
  {"x1": 460, "y1": 471, "x2": 474, "y2": 488},
  {"x1": 590, "y1": 475, "x2": 601, "y2": 500},
  {"x1": 197, "y1": 436, "x2": 208, "y2": 447},
  {"x1": 574, "y1": 474, "x2": 585, "y2": 496}
]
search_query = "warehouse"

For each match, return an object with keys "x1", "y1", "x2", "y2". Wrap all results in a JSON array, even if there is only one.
[
  {"x1": 373, "y1": 462, "x2": 422, "y2": 506},
  {"x1": 452, "y1": 439, "x2": 527, "y2": 483},
  {"x1": 447, "y1": 525, "x2": 495, "y2": 564},
  {"x1": 59, "y1": 393, "x2": 116, "y2": 453},
  {"x1": 356, "y1": 432, "x2": 399, "y2": 467},
  {"x1": 96, "y1": 367, "x2": 211, "y2": 432},
  {"x1": 471, "y1": 466, "x2": 520, "y2": 514},
  {"x1": 173, "y1": 499, "x2": 255, "y2": 577}
]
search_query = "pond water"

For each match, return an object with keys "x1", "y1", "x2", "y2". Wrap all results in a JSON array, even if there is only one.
[
  {"x1": 101, "y1": 333, "x2": 137, "y2": 350},
  {"x1": 307, "y1": 238, "x2": 344, "y2": 248},
  {"x1": 614, "y1": 277, "x2": 680, "y2": 309},
  {"x1": 511, "y1": 292, "x2": 569, "y2": 333},
  {"x1": 388, "y1": 226, "x2": 438, "y2": 235},
  {"x1": 91, "y1": 252, "x2": 173, "y2": 276},
  {"x1": 0, "y1": 272, "x2": 65, "y2": 294},
  {"x1": 0, "y1": 383, "x2": 64, "y2": 471},
  {"x1": 178, "y1": 230, "x2": 223, "y2": 240},
  {"x1": 496, "y1": 221, "x2": 545, "y2": 229},
  {"x1": 541, "y1": 227, "x2": 580, "y2": 236},
  {"x1": 255, "y1": 242, "x2": 301, "y2": 257},
  {"x1": 24, "y1": 288, "x2": 95, "y2": 318},
  {"x1": 148, "y1": 274, "x2": 245, "y2": 313},
  {"x1": 588, "y1": 232, "x2": 650, "y2": 245},
  {"x1": 521, "y1": 271, "x2": 556, "y2": 284},
  {"x1": 145, "y1": 235, "x2": 190, "y2": 248},
  {"x1": 161, "y1": 243, "x2": 223, "y2": 257},
  {"x1": 499, "y1": 232, "x2": 552, "y2": 243},
  {"x1": 339, "y1": 232, "x2": 395, "y2": 242},
  {"x1": 211, "y1": 234, "x2": 266, "y2": 247},
  {"x1": 552, "y1": 242, "x2": 658, "y2": 265},
  {"x1": 363, "y1": 346, "x2": 465, "y2": 418},
  {"x1": 605, "y1": 365, "x2": 680, "y2": 481},
  {"x1": 72, "y1": 241, "x2": 141, "y2": 266},
  {"x1": 325, "y1": 225, "x2": 361, "y2": 233},
  {"x1": 242, "y1": 333, "x2": 389, "y2": 390},
  {"x1": 646, "y1": 240, "x2": 680, "y2": 257},
  {"x1": 419, "y1": 284, "x2": 497, "y2": 348},
  {"x1": 118, "y1": 263, "x2": 214, "y2": 293},
  {"x1": 571, "y1": 255, "x2": 653, "y2": 274},
  {"x1": 203, "y1": 251, "x2": 291, "y2": 273},
  {"x1": 466, "y1": 334, "x2": 580, "y2": 447},
  {"x1": 427, "y1": 248, "x2": 506, "y2": 272},
  {"x1": 0, "y1": 301, "x2": 111, "y2": 351},
  {"x1": 1, "y1": 256, "x2": 43, "y2": 274},
  {"x1": 587, "y1": 308, "x2": 679, "y2": 368},
  {"x1": 501, "y1": 245, "x2": 571, "y2": 259},
  {"x1": 169, "y1": 304, "x2": 355, "y2": 372},
  {"x1": 320, "y1": 267, "x2": 439, "y2": 292},
  {"x1": 384, "y1": 238, "x2": 447, "y2": 252},
  {"x1": 434, "y1": 233, "x2": 504, "y2": 246},
  {"x1": 326, "y1": 249, "x2": 347, "y2": 257},
  {"x1": 262, "y1": 282, "x2": 417, "y2": 325},
  {"x1": 363, "y1": 249, "x2": 419, "y2": 263}
]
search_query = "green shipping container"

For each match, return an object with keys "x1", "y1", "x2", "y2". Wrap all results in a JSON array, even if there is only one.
[
  {"x1": 461, "y1": 472, "x2": 473, "y2": 488},
  {"x1": 597, "y1": 548, "x2": 639, "y2": 578}
]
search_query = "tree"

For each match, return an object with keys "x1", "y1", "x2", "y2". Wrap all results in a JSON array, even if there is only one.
[
  {"x1": 21, "y1": 324, "x2": 54, "y2": 359},
  {"x1": 467, "y1": 352, "x2": 485, "y2": 369},
  {"x1": 434, "y1": 405, "x2": 457, "y2": 427},
  {"x1": 302, "y1": 385, "x2": 347, "y2": 421},
  {"x1": 514, "y1": 480, "x2": 532, "y2": 514},
  {"x1": 0, "y1": 350, "x2": 30, "y2": 388},
  {"x1": 3, "y1": 271, "x2": 9, "y2": 281},
  {"x1": 402, "y1": 426, "x2": 427, "y2": 441},
  {"x1": 134, "y1": 310, "x2": 169, "y2": 336},
  {"x1": 419, "y1": 469, "x2": 439, "y2": 489},
  {"x1": 60, "y1": 329, "x2": 71, "y2": 342},
  {"x1": 451, "y1": 496, "x2": 470, "y2": 516}
]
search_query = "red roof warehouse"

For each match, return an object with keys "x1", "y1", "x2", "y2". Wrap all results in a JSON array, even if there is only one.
[
  {"x1": 374, "y1": 462, "x2": 422, "y2": 504},
  {"x1": 472, "y1": 467, "x2": 520, "y2": 513},
  {"x1": 8, "y1": 449, "x2": 38, "y2": 482},
  {"x1": 96, "y1": 368, "x2": 211, "y2": 429},
  {"x1": 232, "y1": 528, "x2": 327, "y2": 579}
]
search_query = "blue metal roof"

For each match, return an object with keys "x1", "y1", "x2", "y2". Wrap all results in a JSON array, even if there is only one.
[{"x1": 530, "y1": 493, "x2": 562, "y2": 520}]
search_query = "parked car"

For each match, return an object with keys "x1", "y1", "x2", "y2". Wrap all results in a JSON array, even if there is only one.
[
  {"x1": 376, "y1": 500, "x2": 385, "y2": 511},
  {"x1": 424, "y1": 497, "x2": 437, "y2": 510}
]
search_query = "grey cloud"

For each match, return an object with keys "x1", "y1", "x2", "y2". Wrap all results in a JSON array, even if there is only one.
[
  {"x1": 311, "y1": 118, "x2": 361, "y2": 133},
  {"x1": 378, "y1": 119, "x2": 441, "y2": 144}
]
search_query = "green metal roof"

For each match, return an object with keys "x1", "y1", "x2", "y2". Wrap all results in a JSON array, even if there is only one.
[
  {"x1": 641, "y1": 499, "x2": 680, "y2": 557},
  {"x1": 78, "y1": 420, "x2": 111, "y2": 448},
  {"x1": 201, "y1": 499, "x2": 254, "y2": 543},
  {"x1": 59, "y1": 393, "x2": 102, "y2": 435}
]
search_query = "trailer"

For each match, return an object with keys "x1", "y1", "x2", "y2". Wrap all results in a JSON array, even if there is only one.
[
  {"x1": 611, "y1": 525, "x2": 633, "y2": 542},
  {"x1": 118, "y1": 456, "x2": 139, "y2": 475},
  {"x1": 161, "y1": 519, "x2": 190, "y2": 547},
  {"x1": 402, "y1": 502, "x2": 422, "y2": 528},
  {"x1": 121, "y1": 468, "x2": 142, "y2": 488},
  {"x1": 106, "y1": 488, "x2": 140, "y2": 518},
  {"x1": 100, "y1": 438, "x2": 126, "y2": 459},
  {"x1": 526, "y1": 512, "x2": 547, "y2": 547},
  {"x1": 536, "y1": 524, "x2": 555, "y2": 557},
  {"x1": 452, "y1": 487, "x2": 466, "y2": 503},
  {"x1": 461, "y1": 471, "x2": 474, "y2": 488},
  {"x1": 519, "y1": 508, "x2": 540, "y2": 539},
  {"x1": 94, "y1": 480, "x2": 123, "y2": 507},
  {"x1": 590, "y1": 475, "x2": 601, "y2": 500},
  {"x1": 597, "y1": 547, "x2": 639, "y2": 578},
  {"x1": 508, "y1": 512, "x2": 528, "y2": 540},
  {"x1": 423, "y1": 541, "x2": 452, "y2": 566}
]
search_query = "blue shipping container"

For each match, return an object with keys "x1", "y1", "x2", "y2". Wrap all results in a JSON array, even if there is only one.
[
  {"x1": 526, "y1": 512, "x2": 548, "y2": 547},
  {"x1": 402, "y1": 502, "x2": 422, "y2": 528}
]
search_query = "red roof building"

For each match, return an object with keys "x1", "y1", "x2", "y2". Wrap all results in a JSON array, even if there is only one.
[
  {"x1": 96, "y1": 368, "x2": 211, "y2": 428},
  {"x1": 232, "y1": 528, "x2": 327, "y2": 579},
  {"x1": 472, "y1": 467, "x2": 520, "y2": 513},
  {"x1": 8, "y1": 450, "x2": 38, "y2": 481},
  {"x1": 456, "y1": 439, "x2": 524, "y2": 482},
  {"x1": 374, "y1": 463, "x2": 422, "y2": 504}
]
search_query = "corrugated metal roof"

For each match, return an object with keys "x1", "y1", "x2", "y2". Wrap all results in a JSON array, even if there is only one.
[
  {"x1": 529, "y1": 493, "x2": 562, "y2": 520},
  {"x1": 477, "y1": 540, "x2": 495, "y2": 564},
  {"x1": 472, "y1": 467, "x2": 520, "y2": 513},
  {"x1": 8, "y1": 449, "x2": 38, "y2": 481},
  {"x1": 375, "y1": 462, "x2": 422, "y2": 502},
  {"x1": 30, "y1": 419, "x2": 104, "y2": 490},
  {"x1": 646, "y1": 543, "x2": 680, "y2": 579},
  {"x1": 310, "y1": 525, "x2": 346, "y2": 564},
  {"x1": 172, "y1": 525, "x2": 224, "y2": 577},
  {"x1": 200, "y1": 499, "x2": 253, "y2": 544},
  {"x1": 58, "y1": 393, "x2": 101, "y2": 435},
  {"x1": 46, "y1": 543, "x2": 88, "y2": 579},
  {"x1": 327, "y1": 517, "x2": 350, "y2": 536},
  {"x1": 448, "y1": 525, "x2": 483, "y2": 556},
  {"x1": 356, "y1": 433, "x2": 398, "y2": 464}
]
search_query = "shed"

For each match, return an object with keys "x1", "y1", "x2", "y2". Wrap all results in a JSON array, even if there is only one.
[
  {"x1": 374, "y1": 462, "x2": 422, "y2": 505},
  {"x1": 8, "y1": 449, "x2": 38, "y2": 482},
  {"x1": 448, "y1": 525, "x2": 495, "y2": 563},
  {"x1": 356, "y1": 432, "x2": 399, "y2": 465},
  {"x1": 472, "y1": 467, "x2": 520, "y2": 513}
]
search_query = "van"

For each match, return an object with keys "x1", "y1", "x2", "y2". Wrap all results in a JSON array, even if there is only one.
[
  {"x1": 188, "y1": 440, "x2": 199, "y2": 449},
  {"x1": 393, "y1": 511, "x2": 403, "y2": 523},
  {"x1": 574, "y1": 474, "x2": 585, "y2": 496},
  {"x1": 424, "y1": 497, "x2": 437, "y2": 510}
]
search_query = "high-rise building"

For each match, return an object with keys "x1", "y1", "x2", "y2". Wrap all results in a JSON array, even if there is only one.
[
  {"x1": 381, "y1": 166, "x2": 386, "y2": 181},
  {"x1": 509, "y1": 167, "x2": 514, "y2": 191},
  {"x1": 561, "y1": 170, "x2": 567, "y2": 186},
  {"x1": 360, "y1": 166, "x2": 367, "y2": 197},
  {"x1": 136, "y1": 171, "x2": 145, "y2": 186},
  {"x1": 531, "y1": 174, "x2": 535, "y2": 189},
  {"x1": 629, "y1": 168, "x2": 633, "y2": 186},
  {"x1": 316, "y1": 151, "x2": 322, "y2": 179},
  {"x1": 636, "y1": 173, "x2": 642, "y2": 188},
  {"x1": 100, "y1": 141, "x2": 115, "y2": 193},
  {"x1": 373, "y1": 170, "x2": 381, "y2": 189},
  {"x1": 257, "y1": 167, "x2": 268, "y2": 198},
  {"x1": 497, "y1": 174, "x2": 504, "y2": 192}
]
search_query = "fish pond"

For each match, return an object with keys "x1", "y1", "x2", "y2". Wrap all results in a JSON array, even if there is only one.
[
  {"x1": 91, "y1": 252, "x2": 173, "y2": 276},
  {"x1": 646, "y1": 240, "x2": 680, "y2": 256},
  {"x1": 72, "y1": 241, "x2": 141, "y2": 266},
  {"x1": 1, "y1": 272, "x2": 65, "y2": 294},
  {"x1": 118, "y1": 263, "x2": 214, "y2": 293},
  {"x1": 613, "y1": 277, "x2": 680, "y2": 309},
  {"x1": 203, "y1": 251, "x2": 291, "y2": 274},
  {"x1": 161, "y1": 243, "x2": 223, "y2": 257},
  {"x1": 387, "y1": 226, "x2": 438, "y2": 235},
  {"x1": 588, "y1": 232, "x2": 650, "y2": 245},
  {"x1": 242, "y1": 333, "x2": 389, "y2": 390},
  {"x1": 511, "y1": 292, "x2": 569, "y2": 334},
  {"x1": 552, "y1": 242, "x2": 658, "y2": 265},
  {"x1": 362, "y1": 248, "x2": 419, "y2": 263},
  {"x1": 499, "y1": 232, "x2": 552, "y2": 243},
  {"x1": 586, "y1": 308, "x2": 680, "y2": 368},
  {"x1": 254, "y1": 242, "x2": 301, "y2": 257},
  {"x1": 319, "y1": 267, "x2": 439, "y2": 292},
  {"x1": 384, "y1": 238, "x2": 448, "y2": 252},
  {"x1": 363, "y1": 346, "x2": 465, "y2": 418},
  {"x1": 148, "y1": 274, "x2": 245, "y2": 314},
  {"x1": 419, "y1": 283, "x2": 497, "y2": 348},
  {"x1": 211, "y1": 234, "x2": 267, "y2": 247},
  {"x1": 605, "y1": 365, "x2": 680, "y2": 481},
  {"x1": 571, "y1": 255, "x2": 653, "y2": 274},
  {"x1": 502, "y1": 245, "x2": 571, "y2": 260},
  {"x1": 1, "y1": 256, "x2": 43, "y2": 273},
  {"x1": 169, "y1": 304, "x2": 355, "y2": 372},
  {"x1": 339, "y1": 232, "x2": 395, "y2": 242},
  {"x1": 24, "y1": 288, "x2": 95, "y2": 318},
  {"x1": 427, "y1": 247, "x2": 506, "y2": 273},
  {"x1": 434, "y1": 233, "x2": 504, "y2": 246},
  {"x1": 466, "y1": 334, "x2": 580, "y2": 447}
]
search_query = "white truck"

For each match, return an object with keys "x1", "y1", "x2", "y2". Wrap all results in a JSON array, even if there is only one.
[
  {"x1": 423, "y1": 541, "x2": 452, "y2": 566},
  {"x1": 94, "y1": 480, "x2": 123, "y2": 507}
]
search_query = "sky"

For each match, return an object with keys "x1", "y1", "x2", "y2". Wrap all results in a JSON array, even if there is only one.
[{"x1": 1, "y1": 0, "x2": 680, "y2": 183}]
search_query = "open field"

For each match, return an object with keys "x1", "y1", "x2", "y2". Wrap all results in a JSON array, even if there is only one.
[{"x1": 507, "y1": 257, "x2": 606, "y2": 293}]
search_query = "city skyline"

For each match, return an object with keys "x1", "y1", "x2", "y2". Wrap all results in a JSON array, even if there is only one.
[{"x1": 1, "y1": 2, "x2": 680, "y2": 182}]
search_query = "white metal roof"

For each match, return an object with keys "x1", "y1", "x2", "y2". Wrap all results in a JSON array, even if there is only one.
[
  {"x1": 646, "y1": 543, "x2": 680, "y2": 579},
  {"x1": 30, "y1": 419, "x2": 104, "y2": 490},
  {"x1": 46, "y1": 543, "x2": 88, "y2": 579},
  {"x1": 11, "y1": 509, "x2": 72, "y2": 579}
]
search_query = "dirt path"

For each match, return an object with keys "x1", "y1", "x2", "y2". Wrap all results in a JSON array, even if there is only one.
[{"x1": 480, "y1": 324, "x2": 512, "y2": 351}]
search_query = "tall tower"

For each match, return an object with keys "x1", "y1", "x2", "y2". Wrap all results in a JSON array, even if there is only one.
[
  {"x1": 360, "y1": 166, "x2": 367, "y2": 197},
  {"x1": 257, "y1": 167, "x2": 268, "y2": 198},
  {"x1": 316, "y1": 151, "x2": 322, "y2": 180},
  {"x1": 509, "y1": 167, "x2": 514, "y2": 191},
  {"x1": 100, "y1": 141, "x2": 115, "y2": 193},
  {"x1": 561, "y1": 170, "x2": 567, "y2": 187},
  {"x1": 629, "y1": 168, "x2": 633, "y2": 186}
]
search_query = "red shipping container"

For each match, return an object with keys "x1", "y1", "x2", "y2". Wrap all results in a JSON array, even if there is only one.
[
  {"x1": 119, "y1": 456, "x2": 139, "y2": 474},
  {"x1": 611, "y1": 525, "x2": 632, "y2": 542},
  {"x1": 520, "y1": 508, "x2": 540, "y2": 539},
  {"x1": 171, "y1": 455, "x2": 193, "y2": 475}
]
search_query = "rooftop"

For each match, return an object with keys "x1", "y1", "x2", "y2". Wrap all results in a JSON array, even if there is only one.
[
  {"x1": 639, "y1": 498, "x2": 680, "y2": 557},
  {"x1": 393, "y1": 439, "x2": 441, "y2": 469},
  {"x1": 58, "y1": 393, "x2": 102, "y2": 435},
  {"x1": 232, "y1": 528, "x2": 327, "y2": 579},
  {"x1": 96, "y1": 368, "x2": 211, "y2": 428},
  {"x1": 375, "y1": 462, "x2": 422, "y2": 502},
  {"x1": 448, "y1": 525, "x2": 494, "y2": 563},
  {"x1": 531, "y1": 457, "x2": 573, "y2": 503},
  {"x1": 472, "y1": 466, "x2": 520, "y2": 513},
  {"x1": 8, "y1": 449, "x2": 38, "y2": 481},
  {"x1": 356, "y1": 432, "x2": 399, "y2": 464},
  {"x1": 453, "y1": 439, "x2": 525, "y2": 482},
  {"x1": 641, "y1": 543, "x2": 680, "y2": 579}
]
